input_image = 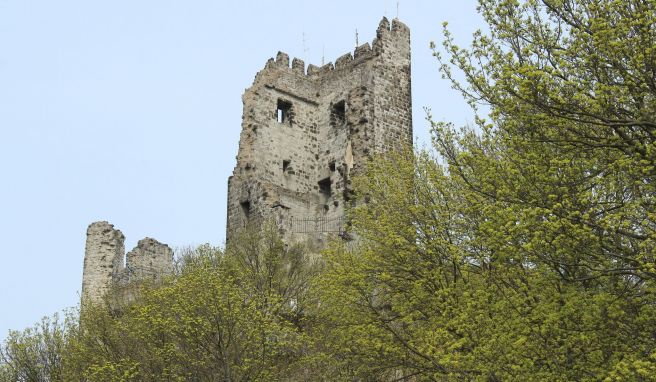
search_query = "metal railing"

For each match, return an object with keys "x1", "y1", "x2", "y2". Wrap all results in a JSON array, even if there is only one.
[
  {"x1": 289, "y1": 216, "x2": 345, "y2": 233},
  {"x1": 235, "y1": 215, "x2": 348, "y2": 236}
]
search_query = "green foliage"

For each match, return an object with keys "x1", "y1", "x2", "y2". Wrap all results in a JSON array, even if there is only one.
[
  {"x1": 316, "y1": 0, "x2": 656, "y2": 380},
  {"x1": 435, "y1": 0, "x2": 656, "y2": 281},
  {"x1": 318, "y1": 150, "x2": 656, "y2": 380},
  {"x1": 5, "y1": 1, "x2": 656, "y2": 380},
  {"x1": 1, "y1": 225, "x2": 324, "y2": 381},
  {"x1": 0, "y1": 313, "x2": 73, "y2": 382},
  {"x1": 61, "y1": 223, "x2": 321, "y2": 381}
]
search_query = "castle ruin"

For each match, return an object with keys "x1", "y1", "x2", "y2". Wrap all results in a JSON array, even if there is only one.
[
  {"x1": 81, "y1": 221, "x2": 174, "y2": 306},
  {"x1": 81, "y1": 17, "x2": 413, "y2": 304},
  {"x1": 226, "y1": 17, "x2": 412, "y2": 244}
]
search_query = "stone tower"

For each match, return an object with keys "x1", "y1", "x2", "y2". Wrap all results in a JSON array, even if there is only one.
[
  {"x1": 81, "y1": 221, "x2": 174, "y2": 306},
  {"x1": 227, "y1": 17, "x2": 412, "y2": 244},
  {"x1": 81, "y1": 221, "x2": 126, "y2": 305}
]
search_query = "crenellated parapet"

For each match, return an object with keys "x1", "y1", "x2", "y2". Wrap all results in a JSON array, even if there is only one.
[{"x1": 255, "y1": 17, "x2": 409, "y2": 79}]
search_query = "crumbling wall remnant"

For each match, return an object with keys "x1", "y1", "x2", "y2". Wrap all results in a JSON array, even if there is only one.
[{"x1": 81, "y1": 221, "x2": 173, "y2": 306}]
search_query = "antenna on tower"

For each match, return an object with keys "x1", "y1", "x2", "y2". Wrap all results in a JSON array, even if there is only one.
[
  {"x1": 355, "y1": 29, "x2": 359, "y2": 47},
  {"x1": 384, "y1": 0, "x2": 388, "y2": 17},
  {"x1": 396, "y1": 1, "x2": 399, "y2": 19},
  {"x1": 322, "y1": 45, "x2": 325, "y2": 66}
]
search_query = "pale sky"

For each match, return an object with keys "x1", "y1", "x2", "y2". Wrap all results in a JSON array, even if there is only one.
[{"x1": 0, "y1": 0, "x2": 481, "y2": 336}]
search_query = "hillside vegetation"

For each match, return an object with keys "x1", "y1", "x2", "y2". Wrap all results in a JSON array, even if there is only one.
[{"x1": 3, "y1": 0, "x2": 656, "y2": 380}]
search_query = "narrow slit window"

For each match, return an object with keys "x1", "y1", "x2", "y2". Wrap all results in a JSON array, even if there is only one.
[
  {"x1": 331, "y1": 100, "x2": 346, "y2": 126},
  {"x1": 276, "y1": 99, "x2": 292, "y2": 123},
  {"x1": 329, "y1": 161, "x2": 336, "y2": 172},
  {"x1": 282, "y1": 159, "x2": 291, "y2": 172},
  {"x1": 240, "y1": 200, "x2": 251, "y2": 221}
]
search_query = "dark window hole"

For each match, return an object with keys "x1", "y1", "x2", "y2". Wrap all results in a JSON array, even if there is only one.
[
  {"x1": 276, "y1": 99, "x2": 292, "y2": 123},
  {"x1": 240, "y1": 200, "x2": 251, "y2": 220},
  {"x1": 331, "y1": 100, "x2": 346, "y2": 126},
  {"x1": 318, "y1": 177, "x2": 332, "y2": 198}
]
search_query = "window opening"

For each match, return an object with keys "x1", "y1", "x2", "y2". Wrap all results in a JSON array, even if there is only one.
[
  {"x1": 240, "y1": 200, "x2": 251, "y2": 221},
  {"x1": 283, "y1": 159, "x2": 291, "y2": 172},
  {"x1": 329, "y1": 161, "x2": 336, "y2": 172},
  {"x1": 276, "y1": 99, "x2": 292, "y2": 123},
  {"x1": 331, "y1": 100, "x2": 346, "y2": 126},
  {"x1": 318, "y1": 177, "x2": 332, "y2": 198}
]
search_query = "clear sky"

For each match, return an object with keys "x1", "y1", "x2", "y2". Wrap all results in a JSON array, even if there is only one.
[{"x1": 0, "y1": 0, "x2": 481, "y2": 337}]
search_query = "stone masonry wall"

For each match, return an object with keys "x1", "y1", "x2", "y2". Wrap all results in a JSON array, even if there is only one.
[
  {"x1": 227, "y1": 17, "x2": 412, "y2": 245},
  {"x1": 81, "y1": 221, "x2": 174, "y2": 306},
  {"x1": 125, "y1": 238, "x2": 174, "y2": 281},
  {"x1": 81, "y1": 221, "x2": 125, "y2": 305}
]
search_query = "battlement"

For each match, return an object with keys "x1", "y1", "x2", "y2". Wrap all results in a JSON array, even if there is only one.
[{"x1": 259, "y1": 17, "x2": 409, "y2": 79}]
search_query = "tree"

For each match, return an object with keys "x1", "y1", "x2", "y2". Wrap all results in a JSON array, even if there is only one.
[
  {"x1": 64, "y1": 223, "x2": 321, "y2": 381},
  {"x1": 224, "y1": 222, "x2": 322, "y2": 332},
  {"x1": 318, "y1": 0, "x2": 656, "y2": 380},
  {"x1": 435, "y1": 0, "x2": 656, "y2": 281},
  {"x1": 0, "y1": 224, "x2": 325, "y2": 381},
  {"x1": 6, "y1": 2, "x2": 656, "y2": 380},
  {"x1": 0, "y1": 313, "x2": 72, "y2": 382}
]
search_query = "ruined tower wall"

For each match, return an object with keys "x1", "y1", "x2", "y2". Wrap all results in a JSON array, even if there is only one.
[
  {"x1": 125, "y1": 238, "x2": 174, "y2": 281},
  {"x1": 81, "y1": 221, "x2": 125, "y2": 305},
  {"x1": 227, "y1": 17, "x2": 412, "y2": 244},
  {"x1": 372, "y1": 18, "x2": 413, "y2": 153},
  {"x1": 81, "y1": 221, "x2": 174, "y2": 306}
]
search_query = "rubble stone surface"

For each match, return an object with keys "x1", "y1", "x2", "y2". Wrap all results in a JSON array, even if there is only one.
[
  {"x1": 81, "y1": 221, "x2": 173, "y2": 306},
  {"x1": 227, "y1": 17, "x2": 413, "y2": 244}
]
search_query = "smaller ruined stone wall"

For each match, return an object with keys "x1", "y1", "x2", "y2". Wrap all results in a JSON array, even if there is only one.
[
  {"x1": 81, "y1": 221, "x2": 174, "y2": 306},
  {"x1": 125, "y1": 238, "x2": 174, "y2": 281}
]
